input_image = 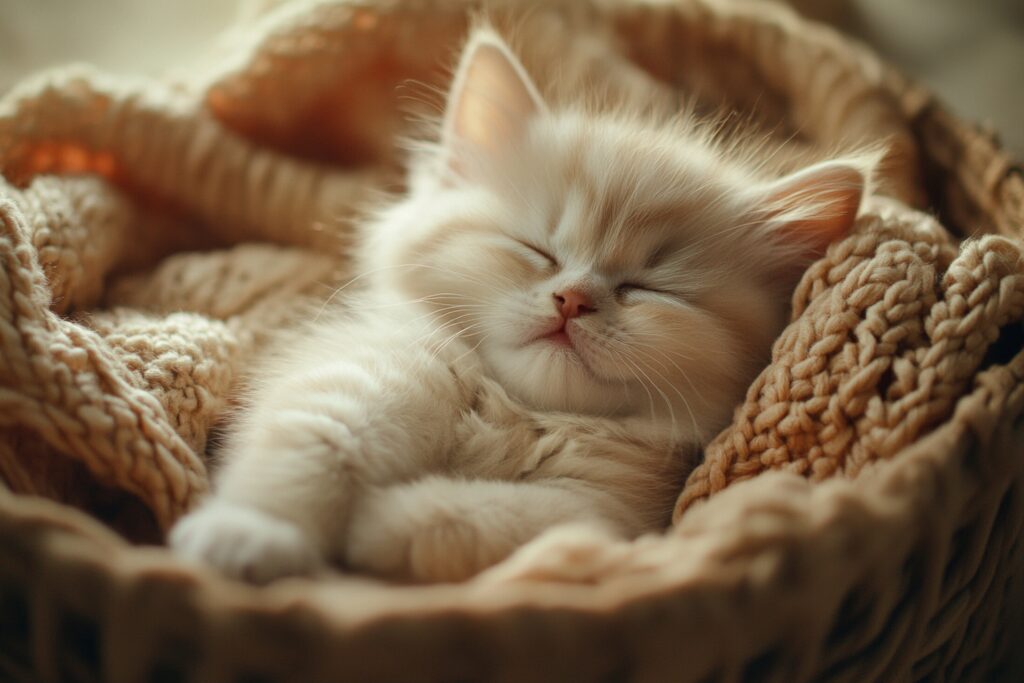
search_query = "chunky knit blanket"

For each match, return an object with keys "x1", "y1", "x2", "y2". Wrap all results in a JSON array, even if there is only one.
[{"x1": 1, "y1": 0, "x2": 1022, "y2": 542}]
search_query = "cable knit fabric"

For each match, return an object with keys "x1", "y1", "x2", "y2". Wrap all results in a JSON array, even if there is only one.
[
  {"x1": 676, "y1": 202, "x2": 1024, "y2": 517},
  {"x1": 1, "y1": 0, "x2": 1015, "y2": 533},
  {"x1": 0, "y1": 2, "x2": 1023, "y2": 681}
]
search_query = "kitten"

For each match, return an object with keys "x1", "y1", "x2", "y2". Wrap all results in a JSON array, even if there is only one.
[{"x1": 170, "y1": 28, "x2": 873, "y2": 583}]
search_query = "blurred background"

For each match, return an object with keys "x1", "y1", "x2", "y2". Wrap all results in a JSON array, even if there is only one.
[{"x1": 0, "y1": 0, "x2": 1021, "y2": 155}]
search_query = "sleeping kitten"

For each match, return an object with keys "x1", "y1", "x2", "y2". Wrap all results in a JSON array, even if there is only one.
[{"x1": 170, "y1": 28, "x2": 874, "y2": 583}]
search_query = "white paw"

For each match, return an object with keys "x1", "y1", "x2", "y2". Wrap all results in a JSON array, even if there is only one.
[{"x1": 169, "y1": 502, "x2": 321, "y2": 583}]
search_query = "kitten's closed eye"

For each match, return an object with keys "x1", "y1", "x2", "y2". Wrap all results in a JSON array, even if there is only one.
[
  {"x1": 512, "y1": 239, "x2": 558, "y2": 269},
  {"x1": 615, "y1": 282, "x2": 668, "y2": 299},
  {"x1": 615, "y1": 283, "x2": 646, "y2": 294}
]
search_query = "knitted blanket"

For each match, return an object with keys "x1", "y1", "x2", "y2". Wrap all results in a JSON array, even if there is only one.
[{"x1": 1, "y1": 0, "x2": 1022, "y2": 542}]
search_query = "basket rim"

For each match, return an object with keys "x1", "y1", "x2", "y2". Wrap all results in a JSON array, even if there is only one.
[{"x1": 3, "y1": 326, "x2": 1021, "y2": 623}]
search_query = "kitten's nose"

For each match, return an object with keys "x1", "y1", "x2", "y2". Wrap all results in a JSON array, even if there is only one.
[{"x1": 553, "y1": 289, "x2": 596, "y2": 319}]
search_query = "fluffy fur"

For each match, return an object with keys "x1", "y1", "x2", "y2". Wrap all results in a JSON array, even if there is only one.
[{"x1": 170, "y1": 26, "x2": 875, "y2": 583}]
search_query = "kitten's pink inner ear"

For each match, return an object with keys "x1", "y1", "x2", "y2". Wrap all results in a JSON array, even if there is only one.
[
  {"x1": 444, "y1": 35, "x2": 545, "y2": 171},
  {"x1": 765, "y1": 162, "x2": 866, "y2": 257}
]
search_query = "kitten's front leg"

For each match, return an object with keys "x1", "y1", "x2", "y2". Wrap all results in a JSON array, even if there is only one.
[
  {"x1": 345, "y1": 476, "x2": 637, "y2": 583},
  {"x1": 170, "y1": 341, "x2": 471, "y2": 582}
]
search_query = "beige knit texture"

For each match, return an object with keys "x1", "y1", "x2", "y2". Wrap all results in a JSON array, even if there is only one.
[
  {"x1": 2, "y1": 0, "x2": 1014, "y2": 532},
  {"x1": 1, "y1": 1, "x2": 1023, "y2": 681},
  {"x1": 677, "y1": 202, "x2": 1024, "y2": 517}
]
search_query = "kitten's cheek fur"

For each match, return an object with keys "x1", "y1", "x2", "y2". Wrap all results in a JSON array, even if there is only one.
[{"x1": 170, "y1": 502, "x2": 322, "y2": 583}]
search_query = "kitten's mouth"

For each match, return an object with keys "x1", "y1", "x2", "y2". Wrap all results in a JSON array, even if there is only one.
[
  {"x1": 538, "y1": 322, "x2": 595, "y2": 366},
  {"x1": 534, "y1": 318, "x2": 576, "y2": 349},
  {"x1": 529, "y1": 321, "x2": 615, "y2": 384},
  {"x1": 544, "y1": 330, "x2": 573, "y2": 347}
]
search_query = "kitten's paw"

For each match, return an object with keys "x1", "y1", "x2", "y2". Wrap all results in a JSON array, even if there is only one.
[
  {"x1": 406, "y1": 516, "x2": 490, "y2": 583},
  {"x1": 347, "y1": 513, "x2": 482, "y2": 583},
  {"x1": 346, "y1": 490, "x2": 497, "y2": 583},
  {"x1": 475, "y1": 523, "x2": 626, "y2": 585},
  {"x1": 169, "y1": 502, "x2": 321, "y2": 583}
]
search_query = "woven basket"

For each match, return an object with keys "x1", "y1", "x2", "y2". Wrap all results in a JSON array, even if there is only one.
[{"x1": 2, "y1": 1, "x2": 1023, "y2": 681}]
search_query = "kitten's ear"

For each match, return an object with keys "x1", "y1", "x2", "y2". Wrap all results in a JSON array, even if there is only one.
[
  {"x1": 758, "y1": 159, "x2": 871, "y2": 258},
  {"x1": 442, "y1": 31, "x2": 545, "y2": 177}
]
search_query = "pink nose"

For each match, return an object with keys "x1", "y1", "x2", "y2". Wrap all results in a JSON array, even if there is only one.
[{"x1": 553, "y1": 289, "x2": 596, "y2": 319}]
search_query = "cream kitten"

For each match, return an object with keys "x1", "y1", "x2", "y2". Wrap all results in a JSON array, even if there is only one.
[{"x1": 170, "y1": 29, "x2": 873, "y2": 583}]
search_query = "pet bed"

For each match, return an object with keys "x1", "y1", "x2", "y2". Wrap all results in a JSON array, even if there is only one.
[{"x1": 1, "y1": 0, "x2": 1022, "y2": 681}]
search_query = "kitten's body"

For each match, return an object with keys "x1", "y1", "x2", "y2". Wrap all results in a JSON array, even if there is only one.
[
  {"x1": 213, "y1": 306, "x2": 684, "y2": 581},
  {"x1": 171, "y1": 27, "x2": 874, "y2": 583}
]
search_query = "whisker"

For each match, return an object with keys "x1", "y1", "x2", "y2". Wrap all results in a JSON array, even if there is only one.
[
  {"x1": 599, "y1": 333, "x2": 701, "y2": 438},
  {"x1": 316, "y1": 262, "x2": 515, "y2": 321},
  {"x1": 624, "y1": 335, "x2": 707, "y2": 408},
  {"x1": 625, "y1": 344, "x2": 701, "y2": 439}
]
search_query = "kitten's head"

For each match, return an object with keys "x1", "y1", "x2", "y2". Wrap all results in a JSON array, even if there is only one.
[{"x1": 366, "y1": 30, "x2": 873, "y2": 439}]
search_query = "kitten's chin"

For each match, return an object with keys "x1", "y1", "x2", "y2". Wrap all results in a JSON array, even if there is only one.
[{"x1": 481, "y1": 343, "x2": 628, "y2": 415}]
